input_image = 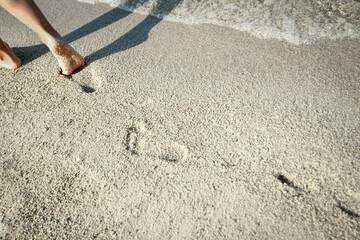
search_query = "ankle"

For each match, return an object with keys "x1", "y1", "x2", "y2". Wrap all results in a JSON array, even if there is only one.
[{"x1": 39, "y1": 29, "x2": 62, "y2": 47}]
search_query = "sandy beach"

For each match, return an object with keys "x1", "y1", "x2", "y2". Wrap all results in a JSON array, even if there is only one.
[{"x1": 1, "y1": 0, "x2": 359, "y2": 238}]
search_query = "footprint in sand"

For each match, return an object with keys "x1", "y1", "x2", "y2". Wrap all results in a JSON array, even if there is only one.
[
  {"x1": 125, "y1": 120, "x2": 189, "y2": 162},
  {"x1": 71, "y1": 66, "x2": 103, "y2": 93}
]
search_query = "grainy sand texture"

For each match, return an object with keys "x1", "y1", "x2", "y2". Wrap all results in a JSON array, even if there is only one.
[{"x1": 1, "y1": 0, "x2": 359, "y2": 239}]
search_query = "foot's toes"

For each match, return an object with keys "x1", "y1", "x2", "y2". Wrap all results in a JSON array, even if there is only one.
[
  {"x1": 48, "y1": 38, "x2": 85, "y2": 76},
  {"x1": 0, "y1": 61, "x2": 21, "y2": 70},
  {"x1": 0, "y1": 41, "x2": 22, "y2": 70},
  {"x1": 9, "y1": 59, "x2": 22, "y2": 70},
  {"x1": 12, "y1": 56, "x2": 22, "y2": 68},
  {"x1": 1, "y1": 57, "x2": 22, "y2": 70},
  {"x1": 61, "y1": 56, "x2": 85, "y2": 76}
]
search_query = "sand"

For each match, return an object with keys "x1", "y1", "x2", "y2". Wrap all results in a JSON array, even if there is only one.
[{"x1": 1, "y1": 0, "x2": 359, "y2": 239}]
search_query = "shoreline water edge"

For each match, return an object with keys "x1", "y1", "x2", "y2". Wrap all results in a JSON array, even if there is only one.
[{"x1": 76, "y1": 0, "x2": 360, "y2": 44}]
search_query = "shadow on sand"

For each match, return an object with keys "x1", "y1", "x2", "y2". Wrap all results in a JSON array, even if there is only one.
[{"x1": 13, "y1": 0, "x2": 182, "y2": 67}]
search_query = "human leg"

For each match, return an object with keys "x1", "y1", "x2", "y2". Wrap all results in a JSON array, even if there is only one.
[{"x1": 0, "y1": 0, "x2": 84, "y2": 75}]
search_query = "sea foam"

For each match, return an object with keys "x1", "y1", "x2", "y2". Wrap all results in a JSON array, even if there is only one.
[{"x1": 76, "y1": 0, "x2": 360, "y2": 44}]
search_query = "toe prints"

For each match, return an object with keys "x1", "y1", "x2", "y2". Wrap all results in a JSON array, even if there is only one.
[
  {"x1": 158, "y1": 142, "x2": 189, "y2": 163},
  {"x1": 72, "y1": 67, "x2": 103, "y2": 93},
  {"x1": 125, "y1": 121, "x2": 188, "y2": 162}
]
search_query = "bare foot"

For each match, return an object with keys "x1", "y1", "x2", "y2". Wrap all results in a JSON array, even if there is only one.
[
  {"x1": 0, "y1": 39, "x2": 22, "y2": 70},
  {"x1": 47, "y1": 38, "x2": 85, "y2": 76}
]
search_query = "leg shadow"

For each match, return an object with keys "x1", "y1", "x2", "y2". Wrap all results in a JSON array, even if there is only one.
[
  {"x1": 85, "y1": 15, "x2": 161, "y2": 64},
  {"x1": 11, "y1": 7, "x2": 132, "y2": 65},
  {"x1": 64, "y1": 8, "x2": 131, "y2": 43},
  {"x1": 12, "y1": 43, "x2": 48, "y2": 65},
  {"x1": 85, "y1": 0, "x2": 183, "y2": 65}
]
